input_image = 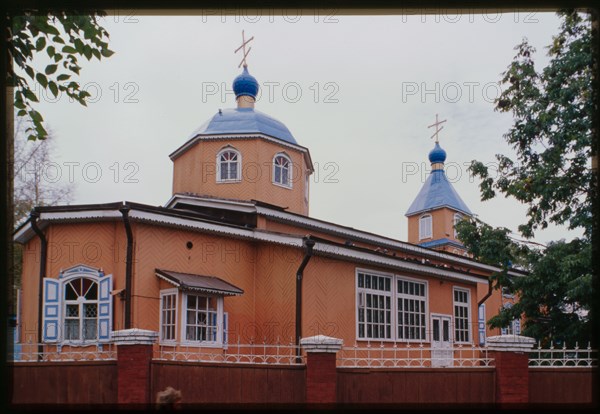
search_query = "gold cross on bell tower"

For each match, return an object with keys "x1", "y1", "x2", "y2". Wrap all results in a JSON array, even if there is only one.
[
  {"x1": 428, "y1": 114, "x2": 447, "y2": 143},
  {"x1": 235, "y1": 30, "x2": 254, "y2": 68}
]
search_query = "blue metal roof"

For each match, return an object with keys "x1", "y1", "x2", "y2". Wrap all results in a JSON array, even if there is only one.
[
  {"x1": 405, "y1": 169, "x2": 472, "y2": 216},
  {"x1": 418, "y1": 238, "x2": 464, "y2": 249},
  {"x1": 189, "y1": 107, "x2": 298, "y2": 145}
]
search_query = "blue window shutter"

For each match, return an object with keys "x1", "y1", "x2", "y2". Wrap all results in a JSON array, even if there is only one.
[
  {"x1": 212, "y1": 313, "x2": 217, "y2": 342},
  {"x1": 98, "y1": 274, "x2": 112, "y2": 341},
  {"x1": 477, "y1": 304, "x2": 486, "y2": 345},
  {"x1": 42, "y1": 278, "x2": 61, "y2": 342},
  {"x1": 223, "y1": 312, "x2": 228, "y2": 344}
]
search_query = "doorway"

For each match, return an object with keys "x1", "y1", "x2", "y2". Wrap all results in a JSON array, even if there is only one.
[{"x1": 431, "y1": 314, "x2": 453, "y2": 367}]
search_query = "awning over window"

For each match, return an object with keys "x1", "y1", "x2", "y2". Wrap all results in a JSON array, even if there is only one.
[{"x1": 155, "y1": 269, "x2": 244, "y2": 296}]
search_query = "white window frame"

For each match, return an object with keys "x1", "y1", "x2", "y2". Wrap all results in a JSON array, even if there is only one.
[
  {"x1": 272, "y1": 153, "x2": 293, "y2": 188},
  {"x1": 62, "y1": 276, "x2": 100, "y2": 344},
  {"x1": 452, "y1": 287, "x2": 472, "y2": 344},
  {"x1": 419, "y1": 214, "x2": 432, "y2": 240},
  {"x1": 216, "y1": 147, "x2": 241, "y2": 183},
  {"x1": 396, "y1": 276, "x2": 429, "y2": 343},
  {"x1": 180, "y1": 292, "x2": 224, "y2": 348},
  {"x1": 355, "y1": 269, "x2": 430, "y2": 343},
  {"x1": 159, "y1": 288, "x2": 178, "y2": 344},
  {"x1": 453, "y1": 213, "x2": 462, "y2": 239},
  {"x1": 356, "y1": 269, "x2": 394, "y2": 341}
]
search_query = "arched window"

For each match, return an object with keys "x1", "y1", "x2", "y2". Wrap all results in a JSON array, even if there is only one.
[
  {"x1": 419, "y1": 214, "x2": 432, "y2": 240},
  {"x1": 42, "y1": 265, "x2": 112, "y2": 344},
  {"x1": 216, "y1": 148, "x2": 241, "y2": 182},
  {"x1": 273, "y1": 153, "x2": 292, "y2": 188},
  {"x1": 64, "y1": 278, "x2": 98, "y2": 341},
  {"x1": 453, "y1": 213, "x2": 463, "y2": 239}
]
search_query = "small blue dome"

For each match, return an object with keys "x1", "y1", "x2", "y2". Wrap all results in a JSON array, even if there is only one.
[
  {"x1": 428, "y1": 142, "x2": 447, "y2": 164},
  {"x1": 233, "y1": 66, "x2": 259, "y2": 99}
]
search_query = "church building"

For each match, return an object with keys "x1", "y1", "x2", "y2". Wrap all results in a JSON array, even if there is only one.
[{"x1": 13, "y1": 45, "x2": 523, "y2": 357}]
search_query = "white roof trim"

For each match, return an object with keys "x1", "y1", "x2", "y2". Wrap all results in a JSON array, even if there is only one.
[
  {"x1": 13, "y1": 205, "x2": 484, "y2": 284},
  {"x1": 255, "y1": 206, "x2": 523, "y2": 278},
  {"x1": 313, "y1": 242, "x2": 483, "y2": 284},
  {"x1": 164, "y1": 194, "x2": 256, "y2": 211},
  {"x1": 39, "y1": 210, "x2": 123, "y2": 221}
]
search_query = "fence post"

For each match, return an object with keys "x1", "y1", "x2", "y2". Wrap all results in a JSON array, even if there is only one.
[
  {"x1": 487, "y1": 334, "x2": 536, "y2": 405},
  {"x1": 112, "y1": 329, "x2": 158, "y2": 406},
  {"x1": 300, "y1": 334, "x2": 343, "y2": 404}
]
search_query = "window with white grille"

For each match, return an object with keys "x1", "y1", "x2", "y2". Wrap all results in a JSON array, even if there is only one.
[
  {"x1": 184, "y1": 294, "x2": 220, "y2": 343},
  {"x1": 397, "y1": 278, "x2": 427, "y2": 341},
  {"x1": 273, "y1": 153, "x2": 292, "y2": 187},
  {"x1": 216, "y1": 148, "x2": 241, "y2": 182},
  {"x1": 419, "y1": 214, "x2": 432, "y2": 240},
  {"x1": 453, "y1": 287, "x2": 471, "y2": 343},
  {"x1": 357, "y1": 271, "x2": 392, "y2": 340},
  {"x1": 160, "y1": 289, "x2": 177, "y2": 342}
]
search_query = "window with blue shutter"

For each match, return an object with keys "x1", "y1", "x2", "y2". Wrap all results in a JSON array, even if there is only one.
[
  {"x1": 98, "y1": 275, "x2": 112, "y2": 341},
  {"x1": 43, "y1": 278, "x2": 61, "y2": 342},
  {"x1": 478, "y1": 304, "x2": 486, "y2": 345},
  {"x1": 223, "y1": 312, "x2": 229, "y2": 344}
]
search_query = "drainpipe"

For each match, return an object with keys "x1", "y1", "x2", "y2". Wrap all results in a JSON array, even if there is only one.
[
  {"x1": 295, "y1": 236, "x2": 315, "y2": 360},
  {"x1": 478, "y1": 278, "x2": 493, "y2": 307},
  {"x1": 119, "y1": 204, "x2": 133, "y2": 329},
  {"x1": 30, "y1": 209, "x2": 47, "y2": 358}
]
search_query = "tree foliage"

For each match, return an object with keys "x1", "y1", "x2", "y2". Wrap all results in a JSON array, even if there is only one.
[
  {"x1": 469, "y1": 11, "x2": 592, "y2": 240},
  {"x1": 458, "y1": 10, "x2": 593, "y2": 345},
  {"x1": 7, "y1": 11, "x2": 115, "y2": 141},
  {"x1": 13, "y1": 119, "x2": 74, "y2": 227}
]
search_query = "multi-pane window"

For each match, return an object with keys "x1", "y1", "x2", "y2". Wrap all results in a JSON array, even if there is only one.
[
  {"x1": 273, "y1": 154, "x2": 292, "y2": 187},
  {"x1": 453, "y1": 213, "x2": 462, "y2": 239},
  {"x1": 419, "y1": 214, "x2": 432, "y2": 240},
  {"x1": 453, "y1": 288, "x2": 471, "y2": 343},
  {"x1": 185, "y1": 295, "x2": 218, "y2": 342},
  {"x1": 397, "y1": 279, "x2": 427, "y2": 341},
  {"x1": 160, "y1": 290, "x2": 177, "y2": 342},
  {"x1": 217, "y1": 149, "x2": 240, "y2": 181},
  {"x1": 64, "y1": 278, "x2": 98, "y2": 341},
  {"x1": 357, "y1": 272, "x2": 392, "y2": 340}
]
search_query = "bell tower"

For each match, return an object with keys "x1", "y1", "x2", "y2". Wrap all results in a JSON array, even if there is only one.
[{"x1": 405, "y1": 116, "x2": 472, "y2": 255}]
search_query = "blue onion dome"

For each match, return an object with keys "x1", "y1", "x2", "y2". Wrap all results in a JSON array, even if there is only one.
[
  {"x1": 428, "y1": 142, "x2": 447, "y2": 164},
  {"x1": 233, "y1": 66, "x2": 259, "y2": 99}
]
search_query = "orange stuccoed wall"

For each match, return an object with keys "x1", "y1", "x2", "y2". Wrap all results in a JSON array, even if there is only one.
[
  {"x1": 20, "y1": 218, "x2": 485, "y2": 348},
  {"x1": 171, "y1": 138, "x2": 310, "y2": 216}
]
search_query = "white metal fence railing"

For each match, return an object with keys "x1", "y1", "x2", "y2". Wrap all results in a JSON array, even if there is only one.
[
  {"x1": 337, "y1": 342, "x2": 494, "y2": 368},
  {"x1": 529, "y1": 342, "x2": 597, "y2": 368},
  {"x1": 8, "y1": 340, "x2": 598, "y2": 368},
  {"x1": 9, "y1": 343, "x2": 117, "y2": 362},
  {"x1": 154, "y1": 340, "x2": 305, "y2": 365}
]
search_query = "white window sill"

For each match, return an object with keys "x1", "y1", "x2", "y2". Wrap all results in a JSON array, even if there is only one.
[
  {"x1": 272, "y1": 182, "x2": 293, "y2": 190},
  {"x1": 178, "y1": 341, "x2": 223, "y2": 348},
  {"x1": 216, "y1": 179, "x2": 241, "y2": 184}
]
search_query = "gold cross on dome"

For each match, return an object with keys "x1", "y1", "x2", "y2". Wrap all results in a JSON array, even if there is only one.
[
  {"x1": 235, "y1": 30, "x2": 254, "y2": 69},
  {"x1": 428, "y1": 114, "x2": 447, "y2": 143}
]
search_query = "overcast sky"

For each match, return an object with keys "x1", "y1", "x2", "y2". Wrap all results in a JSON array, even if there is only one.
[{"x1": 18, "y1": 10, "x2": 583, "y2": 245}]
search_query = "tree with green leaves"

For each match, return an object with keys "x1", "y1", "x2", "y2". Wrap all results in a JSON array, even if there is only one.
[
  {"x1": 8, "y1": 11, "x2": 115, "y2": 141},
  {"x1": 4, "y1": 11, "x2": 114, "y2": 321},
  {"x1": 457, "y1": 10, "x2": 594, "y2": 346}
]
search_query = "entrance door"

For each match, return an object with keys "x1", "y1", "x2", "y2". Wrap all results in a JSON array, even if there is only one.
[{"x1": 431, "y1": 314, "x2": 453, "y2": 367}]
